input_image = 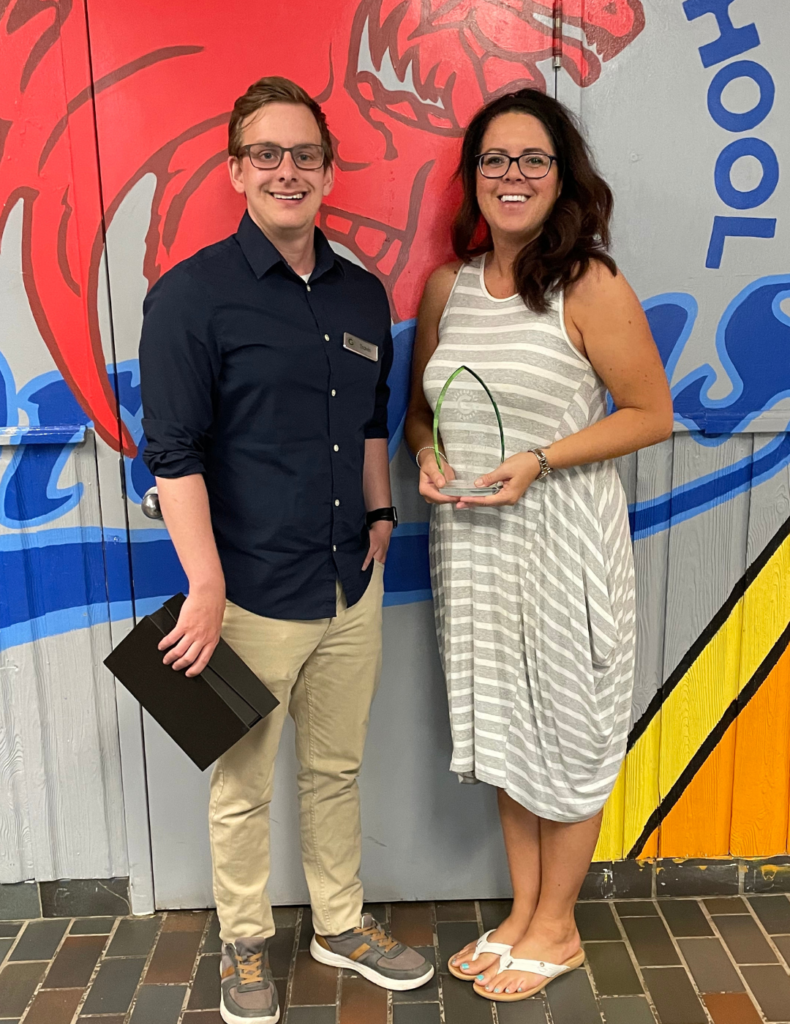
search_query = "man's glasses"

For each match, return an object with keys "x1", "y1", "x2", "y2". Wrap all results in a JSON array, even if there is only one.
[
  {"x1": 477, "y1": 152, "x2": 558, "y2": 179},
  {"x1": 241, "y1": 143, "x2": 325, "y2": 171}
]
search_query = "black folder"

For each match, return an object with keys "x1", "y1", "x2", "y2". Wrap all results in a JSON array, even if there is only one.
[{"x1": 104, "y1": 594, "x2": 279, "y2": 770}]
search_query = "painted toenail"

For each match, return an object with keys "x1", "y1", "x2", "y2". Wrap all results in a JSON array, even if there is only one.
[
  {"x1": 477, "y1": 974, "x2": 484, "y2": 980},
  {"x1": 495, "y1": 987, "x2": 501, "y2": 993},
  {"x1": 461, "y1": 963, "x2": 469, "y2": 969}
]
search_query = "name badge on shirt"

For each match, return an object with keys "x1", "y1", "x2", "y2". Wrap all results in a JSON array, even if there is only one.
[{"x1": 343, "y1": 332, "x2": 378, "y2": 362}]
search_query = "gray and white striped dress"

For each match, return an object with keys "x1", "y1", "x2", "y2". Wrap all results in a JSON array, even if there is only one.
[{"x1": 424, "y1": 256, "x2": 636, "y2": 822}]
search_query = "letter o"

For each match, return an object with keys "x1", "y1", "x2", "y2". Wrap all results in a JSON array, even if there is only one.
[
  {"x1": 714, "y1": 138, "x2": 779, "y2": 210},
  {"x1": 708, "y1": 60, "x2": 775, "y2": 132}
]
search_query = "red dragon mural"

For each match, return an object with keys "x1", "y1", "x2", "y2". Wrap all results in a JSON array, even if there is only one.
[{"x1": 0, "y1": 0, "x2": 644, "y2": 457}]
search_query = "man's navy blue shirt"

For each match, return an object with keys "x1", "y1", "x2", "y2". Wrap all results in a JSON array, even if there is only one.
[{"x1": 140, "y1": 212, "x2": 393, "y2": 620}]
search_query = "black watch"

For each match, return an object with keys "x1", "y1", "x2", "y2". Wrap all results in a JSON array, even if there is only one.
[{"x1": 366, "y1": 506, "x2": 398, "y2": 529}]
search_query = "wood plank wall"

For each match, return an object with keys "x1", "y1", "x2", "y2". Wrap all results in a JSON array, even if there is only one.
[
  {"x1": 1, "y1": 0, "x2": 788, "y2": 888},
  {"x1": 595, "y1": 436, "x2": 790, "y2": 862},
  {"x1": 0, "y1": 436, "x2": 128, "y2": 882}
]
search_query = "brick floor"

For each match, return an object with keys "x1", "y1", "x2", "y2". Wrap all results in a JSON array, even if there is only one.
[{"x1": 1, "y1": 896, "x2": 790, "y2": 1022}]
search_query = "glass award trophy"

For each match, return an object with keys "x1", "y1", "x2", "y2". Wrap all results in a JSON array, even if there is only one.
[{"x1": 432, "y1": 365, "x2": 505, "y2": 497}]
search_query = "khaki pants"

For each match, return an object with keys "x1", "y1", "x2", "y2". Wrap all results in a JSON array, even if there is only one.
[{"x1": 209, "y1": 562, "x2": 384, "y2": 942}]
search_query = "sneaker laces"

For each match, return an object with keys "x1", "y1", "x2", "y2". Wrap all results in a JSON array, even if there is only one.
[
  {"x1": 355, "y1": 922, "x2": 398, "y2": 952},
  {"x1": 237, "y1": 950, "x2": 264, "y2": 985}
]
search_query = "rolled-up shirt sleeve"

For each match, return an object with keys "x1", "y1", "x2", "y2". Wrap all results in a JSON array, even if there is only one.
[
  {"x1": 140, "y1": 268, "x2": 219, "y2": 478},
  {"x1": 365, "y1": 286, "x2": 394, "y2": 440}
]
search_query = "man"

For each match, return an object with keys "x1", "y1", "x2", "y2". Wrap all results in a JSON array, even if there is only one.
[{"x1": 139, "y1": 76, "x2": 433, "y2": 1024}]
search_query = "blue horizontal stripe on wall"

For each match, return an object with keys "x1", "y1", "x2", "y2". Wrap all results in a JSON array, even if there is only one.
[
  {"x1": 1, "y1": 537, "x2": 114, "y2": 629},
  {"x1": 0, "y1": 530, "x2": 187, "y2": 632},
  {"x1": 0, "y1": 523, "x2": 432, "y2": 648},
  {"x1": 384, "y1": 588, "x2": 432, "y2": 607},
  {"x1": 630, "y1": 431, "x2": 790, "y2": 539},
  {"x1": 384, "y1": 523, "x2": 431, "y2": 606},
  {"x1": 127, "y1": 532, "x2": 188, "y2": 602},
  {"x1": 384, "y1": 527, "x2": 430, "y2": 594}
]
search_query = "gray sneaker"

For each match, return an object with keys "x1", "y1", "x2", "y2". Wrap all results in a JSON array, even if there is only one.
[
  {"x1": 310, "y1": 912, "x2": 434, "y2": 991},
  {"x1": 219, "y1": 938, "x2": 279, "y2": 1024}
]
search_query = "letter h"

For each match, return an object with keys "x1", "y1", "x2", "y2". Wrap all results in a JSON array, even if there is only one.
[{"x1": 683, "y1": 0, "x2": 760, "y2": 68}]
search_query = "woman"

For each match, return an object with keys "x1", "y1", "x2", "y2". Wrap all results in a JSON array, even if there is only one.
[{"x1": 404, "y1": 89, "x2": 672, "y2": 1003}]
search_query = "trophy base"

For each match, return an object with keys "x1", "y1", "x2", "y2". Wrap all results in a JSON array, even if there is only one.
[{"x1": 441, "y1": 480, "x2": 502, "y2": 497}]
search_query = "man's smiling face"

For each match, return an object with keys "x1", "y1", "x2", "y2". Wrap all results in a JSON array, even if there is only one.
[{"x1": 228, "y1": 102, "x2": 334, "y2": 240}]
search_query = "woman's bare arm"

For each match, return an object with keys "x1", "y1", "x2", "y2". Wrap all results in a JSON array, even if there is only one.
[{"x1": 547, "y1": 262, "x2": 674, "y2": 467}]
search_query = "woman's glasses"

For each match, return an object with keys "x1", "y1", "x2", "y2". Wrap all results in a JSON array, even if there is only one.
[
  {"x1": 241, "y1": 143, "x2": 325, "y2": 171},
  {"x1": 477, "y1": 152, "x2": 558, "y2": 179}
]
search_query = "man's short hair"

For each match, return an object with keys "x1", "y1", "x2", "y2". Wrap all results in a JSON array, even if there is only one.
[{"x1": 228, "y1": 76, "x2": 334, "y2": 167}]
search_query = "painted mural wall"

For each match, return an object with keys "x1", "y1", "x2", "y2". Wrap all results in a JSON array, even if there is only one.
[{"x1": 0, "y1": 0, "x2": 788, "y2": 893}]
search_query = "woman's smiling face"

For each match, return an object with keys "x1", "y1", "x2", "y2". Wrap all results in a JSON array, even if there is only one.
[{"x1": 475, "y1": 111, "x2": 562, "y2": 246}]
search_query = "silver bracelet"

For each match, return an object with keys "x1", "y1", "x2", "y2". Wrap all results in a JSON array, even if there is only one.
[
  {"x1": 416, "y1": 446, "x2": 444, "y2": 468},
  {"x1": 528, "y1": 447, "x2": 552, "y2": 480}
]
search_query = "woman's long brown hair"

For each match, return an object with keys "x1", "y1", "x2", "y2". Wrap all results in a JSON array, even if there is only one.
[{"x1": 451, "y1": 89, "x2": 616, "y2": 313}]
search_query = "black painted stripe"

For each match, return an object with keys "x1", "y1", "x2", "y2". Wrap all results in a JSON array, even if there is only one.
[
  {"x1": 628, "y1": 616, "x2": 790, "y2": 858},
  {"x1": 627, "y1": 515, "x2": 790, "y2": 752}
]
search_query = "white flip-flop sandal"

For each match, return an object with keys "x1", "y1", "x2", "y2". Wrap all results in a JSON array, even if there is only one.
[
  {"x1": 447, "y1": 929, "x2": 513, "y2": 981},
  {"x1": 473, "y1": 948, "x2": 585, "y2": 1000}
]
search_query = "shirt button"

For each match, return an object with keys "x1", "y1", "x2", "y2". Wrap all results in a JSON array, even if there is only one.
[
  {"x1": 333, "y1": 444, "x2": 339, "y2": 452},
  {"x1": 335, "y1": 499, "x2": 340, "y2": 507},
  {"x1": 333, "y1": 545, "x2": 337, "y2": 552},
  {"x1": 331, "y1": 389, "x2": 337, "y2": 397},
  {"x1": 324, "y1": 334, "x2": 330, "y2": 341},
  {"x1": 306, "y1": 285, "x2": 311, "y2": 292}
]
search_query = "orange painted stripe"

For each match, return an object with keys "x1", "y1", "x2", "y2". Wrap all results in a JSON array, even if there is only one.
[
  {"x1": 730, "y1": 641, "x2": 790, "y2": 857},
  {"x1": 659, "y1": 717, "x2": 738, "y2": 858},
  {"x1": 639, "y1": 830, "x2": 658, "y2": 860},
  {"x1": 657, "y1": 634, "x2": 790, "y2": 858}
]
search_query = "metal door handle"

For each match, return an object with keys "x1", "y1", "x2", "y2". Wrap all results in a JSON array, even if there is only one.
[{"x1": 141, "y1": 486, "x2": 163, "y2": 519}]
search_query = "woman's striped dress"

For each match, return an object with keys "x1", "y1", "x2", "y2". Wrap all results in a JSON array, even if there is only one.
[{"x1": 423, "y1": 256, "x2": 636, "y2": 823}]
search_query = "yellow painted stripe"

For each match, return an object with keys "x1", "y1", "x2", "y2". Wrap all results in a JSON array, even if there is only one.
[
  {"x1": 657, "y1": 601, "x2": 744, "y2": 800},
  {"x1": 596, "y1": 529, "x2": 790, "y2": 858},
  {"x1": 623, "y1": 713, "x2": 662, "y2": 855},
  {"x1": 740, "y1": 536, "x2": 790, "y2": 682},
  {"x1": 593, "y1": 762, "x2": 625, "y2": 861}
]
